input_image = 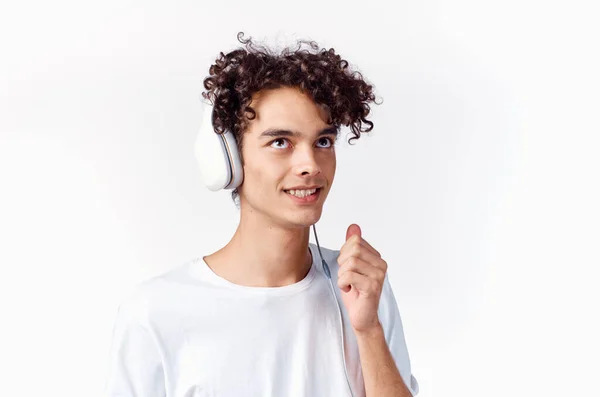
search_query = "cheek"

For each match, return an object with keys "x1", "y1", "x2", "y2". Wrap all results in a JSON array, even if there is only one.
[
  {"x1": 240, "y1": 148, "x2": 263, "y2": 183},
  {"x1": 242, "y1": 162, "x2": 280, "y2": 196},
  {"x1": 325, "y1": 154, "x2": 336, "y2": 179}
]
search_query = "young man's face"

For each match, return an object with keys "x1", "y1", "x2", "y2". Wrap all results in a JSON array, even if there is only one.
[{"x1": 238, "y1": 86, "x2": 337, "y2": 229}]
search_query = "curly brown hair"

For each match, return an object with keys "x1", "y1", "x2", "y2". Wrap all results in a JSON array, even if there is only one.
[{"x1": 201, "y1": 32, "x2": 379, "y2": 204}]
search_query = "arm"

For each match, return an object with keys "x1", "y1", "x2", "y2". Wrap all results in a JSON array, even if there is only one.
[
  {"x1": 103, "y1": 300, "x2": 166, "y2": 397},
  {"x1": 355, "y1": 324, "x2": 413, "y2": 397},
  {"x1": 337, "y1": 226, "x2": 419, "y2": 396}
]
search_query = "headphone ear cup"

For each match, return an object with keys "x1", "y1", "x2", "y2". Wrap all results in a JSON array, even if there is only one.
[
  {"x1": 220, "y1": 129, "x2": 244, "y2": 190},
  {"x1": 194, "y1": 101, "x2": 244, "y2": 191}
]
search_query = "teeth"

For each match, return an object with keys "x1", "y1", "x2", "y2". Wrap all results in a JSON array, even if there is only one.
[{"x1": 286, "y1": 188, "x2": 317, "y2": 198}]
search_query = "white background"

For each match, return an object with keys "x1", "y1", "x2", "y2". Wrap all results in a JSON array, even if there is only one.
[{"x1": 1, "y1": 1, "x2": 598, "y2": 396}]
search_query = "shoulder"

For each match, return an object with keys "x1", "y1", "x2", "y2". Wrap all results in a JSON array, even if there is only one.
[
  {"x1": 114, "y1": 278, "x2": 162, "y2": 328},
  {"x1": 309, "y1": 242, "x2": 342, "y2": 274},
  {"x1": 115, "y1": 260, "x2": 193, "y2": 327},
  {"x1": 309, "y1": 242, "x2": 341, "y2": 263}
]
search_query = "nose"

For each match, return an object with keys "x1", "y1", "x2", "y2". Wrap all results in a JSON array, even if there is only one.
[{"x1": 292, "y1": 145, "x2": 322, "y2": 177}]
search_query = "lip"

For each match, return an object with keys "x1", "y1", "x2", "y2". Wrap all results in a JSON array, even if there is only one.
[
  {"x1": 284, "y1": 185, "x2": 322, "y2": 190},
  {"x1": 284, "y1": 187, "x2": 321, "y2": 205}
]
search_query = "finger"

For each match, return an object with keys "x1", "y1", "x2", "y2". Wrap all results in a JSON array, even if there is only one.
[
  {"x1": 340, "y1": 235, "x2": 381, "y2": 260},
  {"x1": 338, "y1": 245, "x2": 387, "y2": 272},
  {"x1": 346, "y1": 224, "x2": 362, "y2": 241},
  {"x1": 338, "y1": 270, "x2": 381, "y2": 296},
  {"x1": 357, "y1": 237, "x2": 381, "y2": 258},
  {"x1": 338, "y1": 244, "x2": 380, "y2": 268},
  {"x1": 338, "y1": 256, "x2": 386, "y2": 283}
]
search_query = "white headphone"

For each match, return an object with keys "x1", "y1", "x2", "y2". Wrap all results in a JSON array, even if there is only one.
[{"x1": 194, "y1": 99, "x2": 244, "y2": 191}]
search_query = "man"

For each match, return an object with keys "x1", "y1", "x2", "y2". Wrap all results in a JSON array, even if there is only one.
[{"x1": 104, "y1": 33, "x2": 419, "y2": 397}]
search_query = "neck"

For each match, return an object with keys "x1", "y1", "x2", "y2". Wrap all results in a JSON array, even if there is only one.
[{"x1": 205, "y1": 205, "x2": 314, "y2": 288}]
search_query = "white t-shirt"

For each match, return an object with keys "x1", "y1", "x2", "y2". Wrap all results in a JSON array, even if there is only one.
[{"x1": 103, "y1": 243, "x2": 419, "y2": 397}]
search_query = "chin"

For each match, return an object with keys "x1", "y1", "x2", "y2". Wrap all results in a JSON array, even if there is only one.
[{"x1": 287, "y1": 210, "x2": 323, "y2": 228}]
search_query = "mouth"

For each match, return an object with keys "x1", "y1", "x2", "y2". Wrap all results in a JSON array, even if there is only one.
[{"x1": 283, "y1": 187, "x2": 322, "y2": 204}]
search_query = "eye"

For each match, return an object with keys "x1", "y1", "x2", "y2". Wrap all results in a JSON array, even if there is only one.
[
  {"x1": 270, "y1": 138, "x2": 290, "y2": 149},
  {"x1": 316, "y1": 137, "x2": 335, "y2": 148}
]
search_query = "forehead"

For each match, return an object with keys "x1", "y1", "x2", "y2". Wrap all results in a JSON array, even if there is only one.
[{"x1": 244, "y1": 87, "x2": 331, "y2": 136}]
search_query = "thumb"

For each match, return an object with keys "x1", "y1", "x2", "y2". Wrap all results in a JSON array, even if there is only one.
[{"x1": 346, "y1": 224, "x2": 362, "y2": 241}]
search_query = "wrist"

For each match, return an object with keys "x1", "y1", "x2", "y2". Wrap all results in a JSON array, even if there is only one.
[{"x1": 353, "y1": 322, "x2": 384, "y2": 339}]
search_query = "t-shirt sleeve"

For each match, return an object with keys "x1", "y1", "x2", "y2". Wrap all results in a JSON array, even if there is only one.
[
  {"x1": 378, "y1": 273, "x2": 420, "y2": 396},
  {"x1": 103, "y1": 300, "x2": 166, "y2": 397}
]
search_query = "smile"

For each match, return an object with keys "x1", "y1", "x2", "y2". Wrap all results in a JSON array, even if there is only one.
[
  {"x1": 283, "y1": 188, "x2": 321, "y2": 204},
  {"x1": 284, "y1": 188, "x2": 318, "y2": 198}
]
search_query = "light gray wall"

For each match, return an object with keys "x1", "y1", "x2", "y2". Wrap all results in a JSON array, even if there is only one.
[{"x1": 1, "y1": 1, "x2": 598, "y2": 396}]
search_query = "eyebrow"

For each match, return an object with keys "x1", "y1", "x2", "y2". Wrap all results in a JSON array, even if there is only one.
[{"x1": 259, "y1": 126, "x2": 339, "y2": 138}]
